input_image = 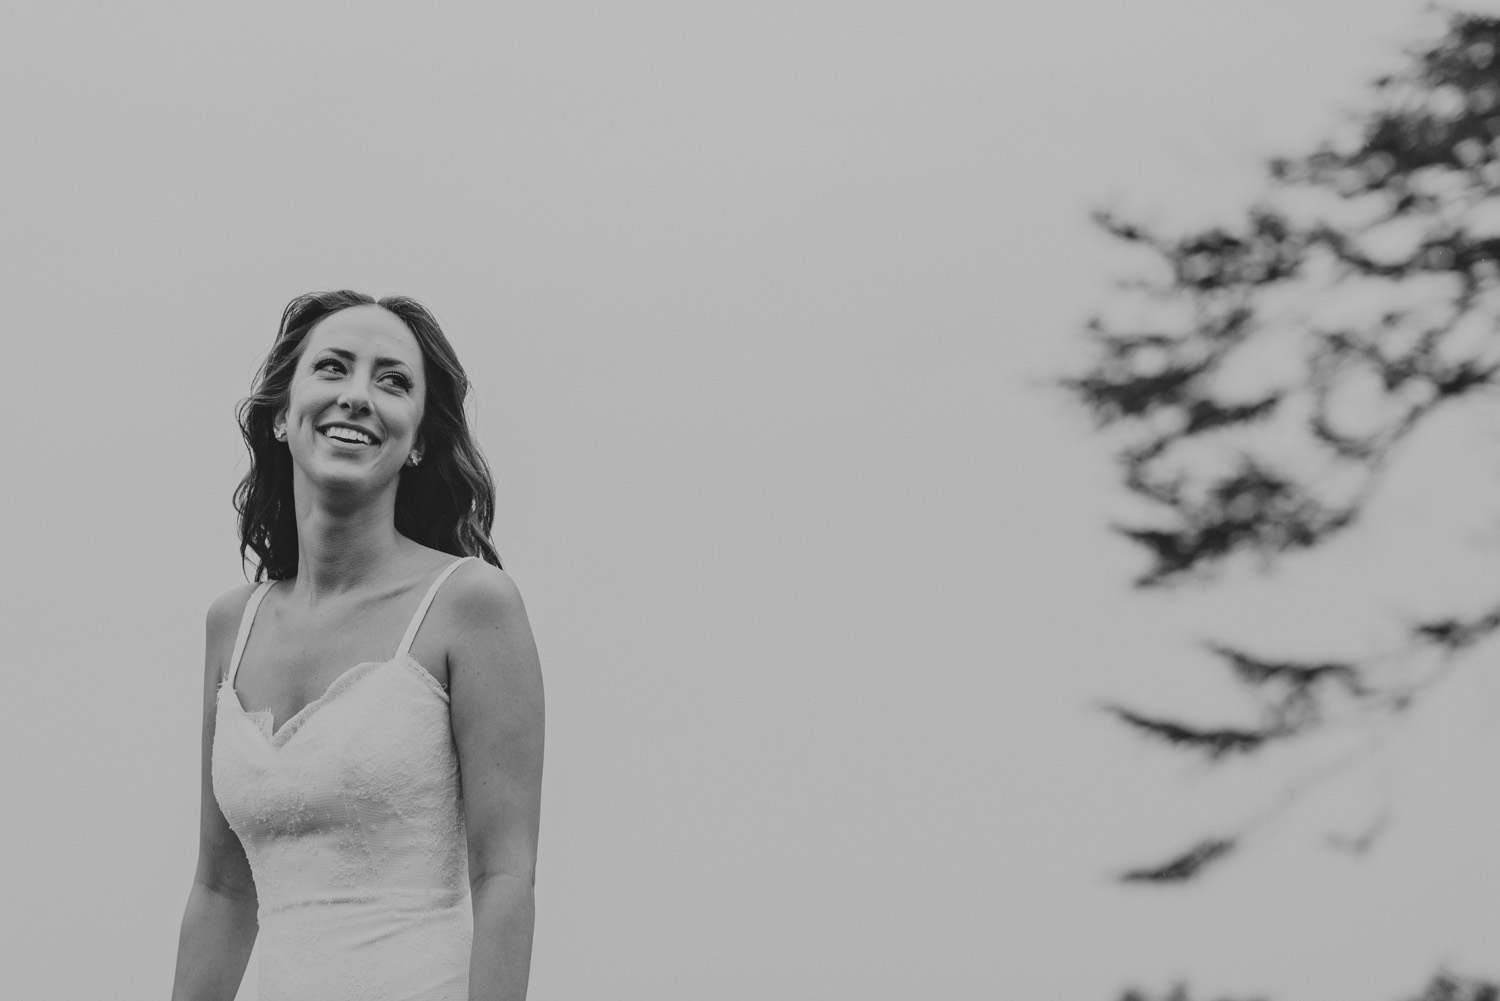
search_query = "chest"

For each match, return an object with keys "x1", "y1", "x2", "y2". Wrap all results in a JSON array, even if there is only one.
[{"x1": 233, "y1": 593, "x2": 451, "y2": 730}]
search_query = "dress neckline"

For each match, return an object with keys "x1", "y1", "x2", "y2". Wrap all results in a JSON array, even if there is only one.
[
  {"x1": 220, "y1": 556, "x2": 473, "y2": 750},
  {"x1": 222, "y1": 652, "x2": 450, "y2": 750}
]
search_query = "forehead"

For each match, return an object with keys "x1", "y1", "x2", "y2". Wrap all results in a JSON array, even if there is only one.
[{"x1": 303, "y1": 305, "x2": 421, "y2": 366}]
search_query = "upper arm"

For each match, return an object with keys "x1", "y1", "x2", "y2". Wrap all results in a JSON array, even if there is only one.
[
  {"x1": 192, "y1": 584, "x2": 258, "y2": 900},
  {"x1": 446, "y1": 564, "x2": 545, "y2": 888}
]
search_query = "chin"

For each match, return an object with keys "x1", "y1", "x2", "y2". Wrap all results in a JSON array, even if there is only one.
[{"x1": 303, "y1": 458, "x2": 400, "y2": 495}]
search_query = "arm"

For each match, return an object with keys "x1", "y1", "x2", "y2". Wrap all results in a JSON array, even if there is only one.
[
  {"x1": 447, "y1": 565, "x2": 545, "y2": 1001},
  {"x1": 170, "y1": 586, "x2": 261, "y2": 1001}
]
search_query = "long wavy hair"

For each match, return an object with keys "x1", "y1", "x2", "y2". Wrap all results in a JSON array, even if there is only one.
[{"x1": 234, "y1": 290, "x2": 502, "y2": 581}]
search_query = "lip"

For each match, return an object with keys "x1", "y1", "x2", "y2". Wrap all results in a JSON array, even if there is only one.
[{"x1": 316, "y1": 422, "x2": 382, "y2": 446}]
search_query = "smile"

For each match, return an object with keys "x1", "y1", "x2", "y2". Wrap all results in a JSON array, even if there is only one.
[{"x1": 319, "y1": 425, "x2": 378, "y2": 446}]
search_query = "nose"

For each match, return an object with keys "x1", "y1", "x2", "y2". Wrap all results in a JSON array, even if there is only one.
[{"x1": 337, "y1": 380, "x2": 372, "y2": 416}]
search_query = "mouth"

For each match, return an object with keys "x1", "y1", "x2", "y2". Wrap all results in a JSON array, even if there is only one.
[{"x1": 317, "y1": 423, "x2": 381, "y2": 447}]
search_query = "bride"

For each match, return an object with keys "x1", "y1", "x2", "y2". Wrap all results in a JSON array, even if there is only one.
[{"x1": 170, "y1": 291, "x2": 544, "y2": 1001}]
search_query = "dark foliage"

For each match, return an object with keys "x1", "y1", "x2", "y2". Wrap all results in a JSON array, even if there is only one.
[
  {"x1": 1116, "y1": 971, "x2": 1497, "y2": 1001},
  {"x1": 1065, "y1": 10, "x2": 1500, "y2": 883},
  {"x1": 1119, "y1": 986, "x2": 1264, "y2": 1001}
]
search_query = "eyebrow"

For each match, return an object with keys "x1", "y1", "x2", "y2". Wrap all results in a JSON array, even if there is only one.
[{"x1": 316, "y1": 346, "x2": 415, "y2": 370}]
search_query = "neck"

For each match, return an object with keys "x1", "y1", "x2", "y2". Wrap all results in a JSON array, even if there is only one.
[{"x1": 288, "y1": 470, "x2": 407, "y2": 603}]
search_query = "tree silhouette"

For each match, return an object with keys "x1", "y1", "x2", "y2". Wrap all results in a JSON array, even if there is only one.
[
  {"x1": 1066, "y1": 8, "x2": 1500, "y2": 890},
  {"x1": 1119, "y1": 985, "x2": 1264, "y2": 1001},
  {"x1": 1062, "y1": 12, "x2": 1500, "y2": 998},
  {"x1": 1116, "y1": 971, "x2": 1496, "y2": 1001},
  {"x1": 1069, "y1": 11, "x2": 1500, "y2": 997}
]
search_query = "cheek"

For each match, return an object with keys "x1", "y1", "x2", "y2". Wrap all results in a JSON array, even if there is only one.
[
  {"x1": 408, "y1": 392, "x2": 428, "y2": 436},
  {"x1": 381, "y1": 400, "x2": 423, "y2": 444},
  {"x1": 288, "y1": 375, "x2": 332, "y2": 412}
]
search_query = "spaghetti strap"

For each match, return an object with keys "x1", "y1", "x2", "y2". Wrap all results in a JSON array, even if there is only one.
[
  {"x1": 227, "y1": 581, "x2": 275, "y2": 686},
  {"x1": 396, "y1": 557, "x2": 475, "y2": 660}
]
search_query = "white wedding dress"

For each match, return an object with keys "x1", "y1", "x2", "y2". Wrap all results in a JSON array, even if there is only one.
[{"x1": 212, "y1": 557, "x2": 476, "y2": 1000}]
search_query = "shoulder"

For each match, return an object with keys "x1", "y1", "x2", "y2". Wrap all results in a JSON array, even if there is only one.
[
  {"x1": 441, "y1": 561, "x2": 542, "y2": 707},
  {"x1": 204, "y1": 581, "x2": 261, "y2": 682},
  {"x1": 206, "y1": 582, "x2": 261, "y2": 640},
  {"x1": 439, "y1": 560, "x2": 540, "y2": 677},
  {"x1": 444, "y1": 559, "x2": 527, "y2": 627}
]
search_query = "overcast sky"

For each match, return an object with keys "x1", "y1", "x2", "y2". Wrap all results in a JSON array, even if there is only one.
[{"x1": 5, "y1": 2, "x2": 1499, "y2": 999}]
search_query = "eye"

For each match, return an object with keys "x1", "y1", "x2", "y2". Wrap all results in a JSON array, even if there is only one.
[
  {"x1": 381, "y1": 372, "x2": 414, "y2": 391},
  {"x1": 313, "y1": 358, "x2": 344, "y2": 374}
]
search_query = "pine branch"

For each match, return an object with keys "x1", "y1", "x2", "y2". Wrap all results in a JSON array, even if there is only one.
[
  {"x1": 1118, "y1": 837, "x2": 1238, "y2": 884},
  {"x1": 1099, "y1": 704, "x2": 1278, "y2": 761}
]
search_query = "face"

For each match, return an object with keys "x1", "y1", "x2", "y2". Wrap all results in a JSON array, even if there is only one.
[{"x1": 277, "y1": 305, "x2": 427, "y2": 495}]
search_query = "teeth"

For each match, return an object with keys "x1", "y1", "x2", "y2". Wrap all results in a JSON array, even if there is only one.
[{"x1": 324, "y1": 427, "x2": 373, "y2": 444}]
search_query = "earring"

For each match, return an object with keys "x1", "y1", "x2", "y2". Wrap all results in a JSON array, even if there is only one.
[
  {"x1": 273, "y1": 425, "x2": 287, "y2": 442},
  {"x1": 408, "y1": 451, "x2": 422, "y2": 467}
]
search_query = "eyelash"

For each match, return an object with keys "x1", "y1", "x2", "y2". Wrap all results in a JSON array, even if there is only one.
[{"x1": 313, "y1": 358, "x2": 412, "y2": 390}]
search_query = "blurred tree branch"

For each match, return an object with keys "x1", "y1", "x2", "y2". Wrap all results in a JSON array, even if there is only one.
[
  {"x1": 1064, "y1": 9, "x2": 1500, "y2": 884},
  {"x1": 1116, "y1": 971, "x2": 1498, "y2": 1001}
]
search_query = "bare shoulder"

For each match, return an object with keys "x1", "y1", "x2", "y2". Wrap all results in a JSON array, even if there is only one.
[
  {"x1": 446, "y1": 560, "x2": 529, "y2": 626},
  {"x1": 441, "y1": 561, "x2": 541, "y2": 687},
  {"x1": 207, "y1": 582, "x2": 260, "y2": 636},
  {"x1": 204, "y1": 582, "x2": 261, "y2": 681}
]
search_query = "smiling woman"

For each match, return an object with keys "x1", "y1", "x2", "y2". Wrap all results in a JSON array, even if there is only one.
[
  {"x1": 234, "y1": 291, "x2": 504, "y2": 582},
  {"x1": 170, "y1": 291, "x2": 544, "y2": 1001}
]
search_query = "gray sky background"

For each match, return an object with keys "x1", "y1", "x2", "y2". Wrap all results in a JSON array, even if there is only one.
[{"x1": 5, "y1": 2, "x2": 1498, "y2": 999}]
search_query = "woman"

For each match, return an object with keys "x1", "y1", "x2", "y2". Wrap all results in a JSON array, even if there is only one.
[{"x1": 170, "y1": 291, "x2": 544, "y2": 1001}]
